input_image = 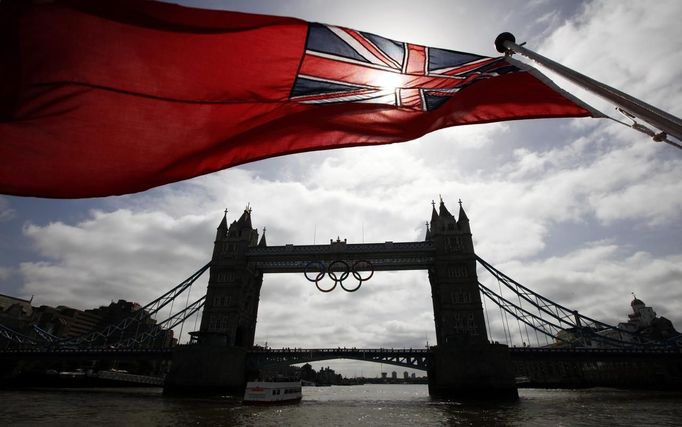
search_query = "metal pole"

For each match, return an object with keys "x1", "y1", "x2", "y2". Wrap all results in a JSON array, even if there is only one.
[{"x1": 494, "y1": 32, "x2": 682, "y2": 142}]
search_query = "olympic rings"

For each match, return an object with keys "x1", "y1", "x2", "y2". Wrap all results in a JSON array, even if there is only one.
[
  {"x1": 303, "y1": 260, "x2": 374, "y2": 292},
  {"x1": 304, "y1": 261, "x2": 335, "y2": 292},
  {"x1": 344, "y1": 260, "x2": 374, "y2": 292}
]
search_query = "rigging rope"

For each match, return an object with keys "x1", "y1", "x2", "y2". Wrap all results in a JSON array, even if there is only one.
[
  {"x1": 481, "y1": 292, "x2": 493, "y2": 343},
  {"x1": 515, "y1": 289, "x2": 532, "y2": 346},
  {"x1": 497, "y1": 276, "x2": 513, "y2": 345},
  {"x1": 610, "y1": 109, "x2": 682, "y2": 151},
  {"x1": 177, "y1": 277, "x2": 194, "y2": 343}
]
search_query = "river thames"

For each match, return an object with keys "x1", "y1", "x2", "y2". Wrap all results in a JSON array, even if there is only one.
[{"x1": 2, "y1": 385, "x2": 682, "y2": 426}]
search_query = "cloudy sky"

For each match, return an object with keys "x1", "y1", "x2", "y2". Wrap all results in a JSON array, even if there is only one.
[{"x1": 1, "y1": 0, "x2": 681, "y2": 376}]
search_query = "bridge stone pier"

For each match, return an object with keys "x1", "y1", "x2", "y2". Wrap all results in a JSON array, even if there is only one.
[{"x1": 165, "y1": 200, "x2": 518, "y2": 399}]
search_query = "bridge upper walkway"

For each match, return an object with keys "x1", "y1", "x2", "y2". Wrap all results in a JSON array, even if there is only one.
[{"x1": 246, "y1": 241, "x2": 435, "y2": 272}]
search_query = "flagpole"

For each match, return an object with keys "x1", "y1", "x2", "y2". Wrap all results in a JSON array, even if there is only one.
[{"x1": 494, "y1": 32, "x2": 682, "y2": 143}]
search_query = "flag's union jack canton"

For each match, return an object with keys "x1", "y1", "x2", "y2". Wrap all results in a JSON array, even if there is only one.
[{"x1": 290, "y1": 24, "x2": 519, "y2": 111}]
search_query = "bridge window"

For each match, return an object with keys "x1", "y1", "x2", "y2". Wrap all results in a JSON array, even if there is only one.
[
  {"x1": 208, "y1": 316, "x2": 228, "y2": 331},
  {"x1": 208, "y1": 316, "x2": 218, "y2": 330},
  {"x1": 448, "y1": 264, "x2": 468, "y2": 278},
  {"x1": 447, "y1": 312, "x2": 479, "y2": 336},
  {"x1": 220, "y1": 242, "x2": 238, "y2": 252},
  {"x1": 215, "y1": 271, "x2": 236, "y2": 282},
  {"x1": 213, "y1": 295, "x2": 232, "y2": 307},
  {"x1": 447, "y1": 236, "x2": 463, "y2": 250},
  {"x1": 450, "y1": 291, "x2": 473, "y2": 304}
]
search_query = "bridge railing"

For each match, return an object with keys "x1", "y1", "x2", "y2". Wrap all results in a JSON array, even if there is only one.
[{"x1": 249, "y1": 347, "x2": 430, "y2": 354}]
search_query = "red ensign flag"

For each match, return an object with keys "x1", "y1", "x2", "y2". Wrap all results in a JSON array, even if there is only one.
[{"x1": 0, "y1": 1, "x2": 594, "y2": 198}]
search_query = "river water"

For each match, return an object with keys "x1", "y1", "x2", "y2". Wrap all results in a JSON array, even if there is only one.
[{"x1": 2, "y1": 385, "x2": 682, "y2": 426}]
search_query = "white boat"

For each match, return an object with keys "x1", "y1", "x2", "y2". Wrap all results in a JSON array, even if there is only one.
[{"x1": 243, "y1": 380, "x2": 302, "y2": 405}]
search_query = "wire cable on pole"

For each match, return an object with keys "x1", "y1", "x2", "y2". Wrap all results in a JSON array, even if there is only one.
[
  {"x1": 177, "y1": 279, "x2": 194, "y2": 344},
  {"x1": 497, "y1": 277, "x2": 513, "y2": 345},
  {"x1": 482, "y1": 292, "x2": 494, "y2": 344},
  {"x1": 608, "y1": 111, "x2": 682, "y2": 151},
  {"x1": 494, "y1": 32, "x2": 682, "y2": 147}
]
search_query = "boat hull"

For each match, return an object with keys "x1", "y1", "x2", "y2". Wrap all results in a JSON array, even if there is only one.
[{"x1": 243, "y1": 380, "x2": 302, "y2": 405}]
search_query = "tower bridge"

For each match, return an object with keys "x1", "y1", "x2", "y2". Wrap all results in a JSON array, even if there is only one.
[
  {"x1": 165, "y1": 199, "x2": 521, "y2": 399},
  {"x1": 1, "y1": 199, "x2": 681, "y2": 398}
]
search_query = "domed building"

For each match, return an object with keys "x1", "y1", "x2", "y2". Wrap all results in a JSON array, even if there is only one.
[
  {"x1": 559, "y1": 296, "x2": 681, "y2": 348},
  {"x1": 613, "y1": 295, "x2": 680, "y2": 343},
  {"x1": 618, "y1": 296, "x2": 657, "y2": 333}
]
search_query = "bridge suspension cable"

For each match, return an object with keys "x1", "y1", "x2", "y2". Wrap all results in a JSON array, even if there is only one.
[
  {"x1": 18, "y1": 261, "x2": 213, "y2": 350},
  {"x1": 476, "y1": 256, "x2": 663, "y2": 348},
  {"x1": 65, "y1": 261, "x2": 211, "y2": 348},
  {"x1": 31, "y1": 325, "x2": 60, "y2": 343},
  {"x1": 0, "y1": 324, "x2": 39, "y2": 348},
  {"x1": 478, "y1": 281, "x2": 569, "y2": 344},
  {"x1": 112, "y1": 295, "x2": 207, "y2": 349}
]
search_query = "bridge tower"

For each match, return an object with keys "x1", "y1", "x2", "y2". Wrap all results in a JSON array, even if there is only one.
[
  {"x1": 426, "y1": 199, "x2": 517, "y2": 399},
  {"x1": 165, "y1": 207, "x2": 264, "y2": 395},
  {"x1": 200, "y1": 207, "x2": 263, "y2": 347}
]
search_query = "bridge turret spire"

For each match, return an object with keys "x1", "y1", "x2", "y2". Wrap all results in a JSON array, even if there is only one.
[
  {"x1": 439, "y1": 197, "x2": 454, "y2": 219},
  {"x1": 425, "y1": 222, "x2": 431, "y2": 241},
  {"x1": 237, "y1": 205, "x2": 253, "y2": 229},
  {"x1": 258, "y1": 227, "x2": 267, "y2": 247},
  {"x1": 431, "y1": 200, "x2": 439, "y2": 225},
  {"x1": 212, "y1": 210, "x2": 230, "y2": 259},
  {"x1": 216, "y1": 209, "x2": 228, "y2": 239},
  {"x1": 457, "y1": 199, "x2": 470, "y2": 232}
]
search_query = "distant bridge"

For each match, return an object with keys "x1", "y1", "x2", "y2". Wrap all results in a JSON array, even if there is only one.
[{"x1": 248, "y1": 347, "x2": 431, "y2": 371}]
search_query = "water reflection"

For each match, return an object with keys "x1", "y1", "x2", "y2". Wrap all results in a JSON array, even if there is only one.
[{"x1": 2, "y1": 385, "x2": 682, "y2": 426}]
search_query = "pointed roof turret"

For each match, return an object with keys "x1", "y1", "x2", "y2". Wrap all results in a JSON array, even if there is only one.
[
  {"x1": 430, "y1": 200, "x2": 439, "y2": 225},
  {"x1": 258, "y1": 227, "x2": 267, "y2": 247},
  {"x1": 215, "y1": 209, "x2": 229, "y2": 242},
  {"x1": 457, "y1": 199, "x2": 469, "y2": 223},
  {"x1": 218, "y1": 209, "x2": 228, "y2": 229},
  {"x1": 438, "y1": 195, "x2": 454, "y2": 219},
  {"x1": 457, "y1": 198, "x2": 470, "y2": 233},
  {"x1": 237, "y1": 204, "x2": 253, "y2": 229},
  {"x1": 424, "y1": 222, "x2": 431, "y2": 241}
]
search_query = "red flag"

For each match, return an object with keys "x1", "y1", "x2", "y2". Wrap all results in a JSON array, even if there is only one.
[{"x1": 0, "y1": 1, "x2": 594, "y2": 198}]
